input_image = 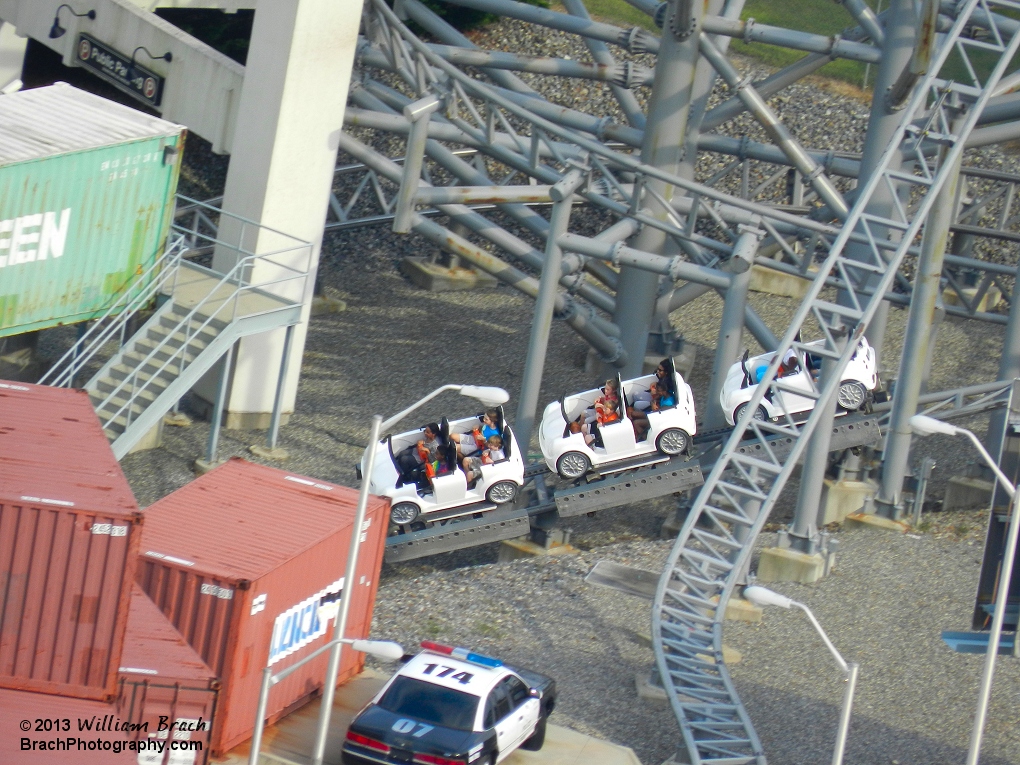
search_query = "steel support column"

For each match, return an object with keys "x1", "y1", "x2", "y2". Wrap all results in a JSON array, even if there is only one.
[
  {"x1": 838, "y1": 0, "x2": 918, "y2": 370},
  {"x1": 986, "y1": 261, "x2": 1020, "y2": 452},
  {"x1": 613, "y1": 0, "x2": 703, "y2": 378},
  {"x1": 878, "y1": 130, "x2": 964, "y2": 515},
  {"x1": 705, "y1": 228, "x2": 759, "y2": 430},
  {"x1": 791, "y1": 340, "x2": 844, "y2": 550},
  {"x1": 515, "y1": 168, "x2": 586, "y2": 450}
]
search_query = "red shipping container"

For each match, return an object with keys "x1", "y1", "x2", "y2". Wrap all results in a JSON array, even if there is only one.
[
  {"x1": 116, "y1": 586, "x2": 218, "y2": 765},
  {"x1": 136, "y1": 458, "x2": 389, "y2": 755},
  {"x1": 0, "y1": 382, "x2": 141, "y2": 701},
  {"x1": 0, "y1": 687, "x2": 137, "y2": 763}
]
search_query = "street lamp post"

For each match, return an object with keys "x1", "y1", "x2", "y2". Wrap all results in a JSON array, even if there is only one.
[
  {"x1": 307, "y1": 384, "x2": 509, "y2": 765},
  {"x1": 908, "y1": 414, "x2": 1019, "y2": 765},
  {"x1": 743, "y1": 585, "x2": 860, "y2": 765}
]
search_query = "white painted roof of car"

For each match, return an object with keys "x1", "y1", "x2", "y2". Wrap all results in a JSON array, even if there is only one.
[{"x1": 396, "y1": 651, "x2": 508, "y2": 697}]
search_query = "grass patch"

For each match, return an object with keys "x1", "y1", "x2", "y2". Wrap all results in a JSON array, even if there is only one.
[{"x1": 472, "y1": 620, "x2": 505, "y2": 638}]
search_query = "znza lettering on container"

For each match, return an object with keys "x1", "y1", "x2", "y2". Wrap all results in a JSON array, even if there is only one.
[
  {"x1": 268, "y1": 577, "x2": 345, "y2": 666},
  {"x1": 0, "y1": 209, "x2": 71, "y2": 267}
]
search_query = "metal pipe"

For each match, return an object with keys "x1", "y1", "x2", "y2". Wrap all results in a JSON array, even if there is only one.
[
  {"x1": 205, "y1": 342, "x2": 234, "y2": 465},
  {"x1": 832, "y1": 662, "x2": 859, "y2": 765},
  {"x1": 559, "y1": 233, "x2": 732, "y2": 288},
  {"x1": 878, "y1": 122, "x2": 963, "y2": 515},
  {"x1": 247, "y1": 668, "x2": 273, "y2": 765},
  {"x1": 414, "y1": 184, "x2": 556, "y2": 205},
  {"x1": 838, "y1": 0, "x2": 884, "y2": 44},
  {"x1": 561, "y1": 0, "x2": 646, "y2": 129},
  {"x1": 516, "y1": 168, "x2": 586, "y2": 450},
  {"x1": 266, "y1": 324, "x2": 294, "y2": 451},
  {"x1": 434, "y1": 0, "x2": 660, "y2": 53},
  {"x1": 310, "y1": 414, "x2": 383, "y2": 765},
  {"x1": 705, "y1": 230, "x2": 758, "y2": 429},
  {"x1": 698, "y1": 34, "x2": 850, "y2": 220},
  {"x1": 393, "y1": 95, "x2": 440, "y2": 233},
  {"x1": 987, "y1": 262, "x2": 1020, "y2": 452},
  {"x1": 701, "y1": 16, "x2": 881, "y2": 63}
]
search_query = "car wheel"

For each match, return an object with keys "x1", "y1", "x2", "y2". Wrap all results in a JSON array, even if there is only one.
[
  {"x1": 655, "y1": 427, "x2": 690, "y2": 456},
  {"x1": 837, "y1": 380, "x2": 867, "y2": 411},
  {"x1": 734, "y1": 403, "x2": 768, "y2": 424},
  {"x1": 485, "y1": 480, "x2": 519, "y2": 504},
  {"x1": 556, "y1": 451, "x2": 590, "y2": 479},
  {"x1": 521, "y1": 717, "x2": 547, "y2": 751},
  {"x1": 390, "y1": 502, "x2": 419, "y2": 525}
]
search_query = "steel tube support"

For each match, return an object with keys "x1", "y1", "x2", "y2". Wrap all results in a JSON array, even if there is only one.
[
  {"x1": 838, "y1": 0, "x2": 917, "y2": 370},
  {"x1": 205, "y1": 342, "x2": 235, "y2": 465},
  {"x1": 310, "y1": 414, "x2": 383, "y2": 765},
  {"x1": 266, "y1": 324, "x2": 295, "y2": 451},
  {"x1": 614, "y1": 0, "x2": 703, "y2": 377},
  {"x1": 393, "y1": 95, "x2": 440, "y2": 234},
  {"x1": 879, "y1": 133, "x2": 963, "y2": 515},
  {"x1": 986, "y1": 261, "x2": 1020, "y2": 452},
  {"x1": 516, "y1": 168, "x2": 586, "y2": 451},
  {"x1": 698, "y1": 34, "x2": 849, "y2": 219},
  {"x1": 705, "y1": 229, "x2": 758, "y2": 429},
  {"x1": 791, "y1": 343, "x2": 843, "y2": 548}
]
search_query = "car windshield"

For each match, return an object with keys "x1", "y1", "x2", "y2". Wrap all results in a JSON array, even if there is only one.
[{"x1": 377, "y1": 677, "x2": 479, "y2": 731}]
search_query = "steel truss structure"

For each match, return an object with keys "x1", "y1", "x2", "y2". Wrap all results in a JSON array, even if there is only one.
[{"x1": 338, "y1": 0, "x2": 1020, "y2": 762}]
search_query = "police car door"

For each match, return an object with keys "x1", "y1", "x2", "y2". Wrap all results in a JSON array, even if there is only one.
[
  {"x1": 486, "y1": 682, "x2": 516, "y2": 761},
  {"x1": 503, "y1": 675, "x2": 539, "y2": 749}
]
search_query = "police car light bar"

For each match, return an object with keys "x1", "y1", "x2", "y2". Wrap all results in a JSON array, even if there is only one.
[{"x1": 420, "y1": 641, "x2": 502, "y2": 668}]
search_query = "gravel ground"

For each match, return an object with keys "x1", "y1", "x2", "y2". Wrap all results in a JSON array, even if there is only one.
[{"x1": 22, "y1": 16, "x2": 1020, "y2": 765}]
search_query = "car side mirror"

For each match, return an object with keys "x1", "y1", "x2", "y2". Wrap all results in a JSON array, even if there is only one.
[{"x1": 529, "y1": 688, "x2": 543, "y2": 700}]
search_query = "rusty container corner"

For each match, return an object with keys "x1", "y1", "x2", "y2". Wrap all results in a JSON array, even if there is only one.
[
  {"x1": 137, "y1": 458, "x2": 390, "y2": 755},
  {"x1": 0, "y1": 382, "x2": 142, "y2": 701},
  {"x1": 0, "y1": 82, "x2": 185, "y2": 339},
  {"x1": 117, "y1": 586, "x2": 218, "y2": 764},
  {"x1": 0, "y1": 687, "x2": 137, "y2": 763}
]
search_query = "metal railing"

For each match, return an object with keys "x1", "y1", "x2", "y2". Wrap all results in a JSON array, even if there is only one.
[
  {"x1": 90, "y1": 199, "x2": 313, "y2": 436},
  {"x1": 38, "y1": 234, "x2": 189, "y2": 388}
]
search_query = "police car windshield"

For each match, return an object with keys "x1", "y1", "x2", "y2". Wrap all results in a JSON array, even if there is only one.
[{"x1": 378, "y1": 677, "x2": 479, "y2": 731}]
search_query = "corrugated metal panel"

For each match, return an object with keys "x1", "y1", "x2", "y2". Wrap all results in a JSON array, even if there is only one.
[
  {"x1": 116, "y1": 587, "x2": 217, "y2": 765},
  {"x1": 137, "y1": 458, "x2": 389, "y2": 754},
  {"x1": 0, "y1": 83, "x2": 184, "y2": 338},
  {"x1": 0, "y1": 83, "x2": 182, "y2": 165},
  {"x1": 0, "y1": 382, "x2": 141, "y2": 701},
  {"x1": 0, "y1": 688, "x2": 135, "y2": 763}
]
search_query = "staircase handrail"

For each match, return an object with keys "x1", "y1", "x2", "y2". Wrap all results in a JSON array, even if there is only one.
[
  {"x1": 93, "y1": 240, "x2": 311, "y2": 433},
  {"x1": 39, "y1": 234, "x2": 189, "y2": 388}
]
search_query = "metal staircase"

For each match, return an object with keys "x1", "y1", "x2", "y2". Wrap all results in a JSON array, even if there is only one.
[
  {"x1": 41, "y1": 198, "x2": 312, "y2": 459},
  {"x1": 650, "y1": 3, "x2": 1020, "y2": 764}
]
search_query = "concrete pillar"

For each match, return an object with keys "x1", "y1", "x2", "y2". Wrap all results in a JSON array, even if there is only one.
[
  {"x1": 0, "y1": 21, "x2": 26, "y2": 90},
  {"x1": 208, "y1": 0, "x2": 360, "y2": 428}
]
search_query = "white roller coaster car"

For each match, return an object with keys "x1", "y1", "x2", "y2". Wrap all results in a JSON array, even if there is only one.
[
  {"x1": 720, "y1": 337, "x2": 878, "y2": 426},
  {"x1": 364, "y1": 407, "x2": 525, "y2": 528},
  {"x1": 538, "y1": 357, "x2": 697, "y2": 480}
]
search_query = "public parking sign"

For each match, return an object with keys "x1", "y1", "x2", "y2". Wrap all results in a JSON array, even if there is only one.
[{"x1": 76, "y1": 34, "x2": 166, "y2": 108}]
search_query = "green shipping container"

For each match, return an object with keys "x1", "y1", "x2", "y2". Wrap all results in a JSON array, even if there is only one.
[{"x1": 0, "y1": 82, "x2": 184, "y2": 338}]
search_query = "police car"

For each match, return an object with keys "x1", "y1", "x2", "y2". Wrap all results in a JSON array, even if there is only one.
[{"x1": 341, "y1": 642, "x2": 556, "y2": 765}]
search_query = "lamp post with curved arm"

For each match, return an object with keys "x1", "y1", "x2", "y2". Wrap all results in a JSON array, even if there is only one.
[
  {"x1": 743, "y1": 585, "x2": 859, "y2": 765},
  {"x1": 909, "y1": 414, "x2": 1019, "y2": 765}
]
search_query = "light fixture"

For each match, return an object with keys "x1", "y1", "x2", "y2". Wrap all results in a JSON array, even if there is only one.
[
  {"x1": 743, "y1": 585, "x2": 858, "y2": 765},
  {"x1": 458, "y1": 385, "x2": 510, "y2": 407},
  {"x1": 49, "y1": 4, "x2": 96, "y2": 40},
  {"x1": 127, "y1": 45, "x2": 173, "y2": 81},
  {"x1": 908, "y1": 413, "x2": 961, "y2": 437}
]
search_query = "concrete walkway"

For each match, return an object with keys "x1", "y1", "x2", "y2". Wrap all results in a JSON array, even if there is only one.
[{"x1": 217, "y1": 670, "x2": 641, "y2": 765}]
